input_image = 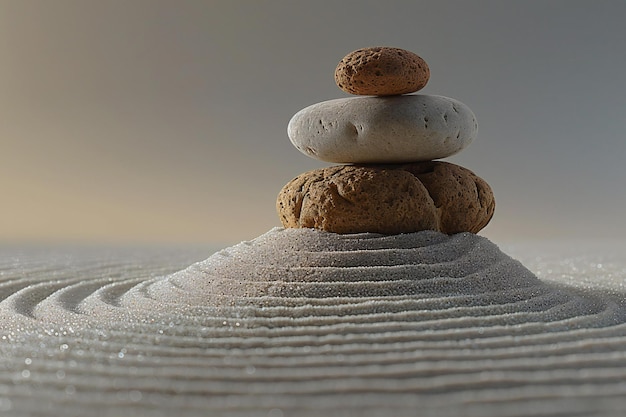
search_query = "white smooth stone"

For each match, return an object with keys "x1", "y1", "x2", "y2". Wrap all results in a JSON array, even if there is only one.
[{"x1": 288, "y1": 95, "x2": 478, "y2": 163}]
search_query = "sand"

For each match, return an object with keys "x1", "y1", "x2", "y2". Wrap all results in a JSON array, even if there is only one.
[{"x1": 1, "y1": 228, "x2": 625, "y2": 416}]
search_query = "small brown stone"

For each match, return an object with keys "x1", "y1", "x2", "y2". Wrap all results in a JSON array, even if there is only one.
[
  {"x1": 276, "y1": 162, "x2": 495, "y2": 235},
  {"x1": 334, "y1": 47, "x2": 430, "y2": 96}
]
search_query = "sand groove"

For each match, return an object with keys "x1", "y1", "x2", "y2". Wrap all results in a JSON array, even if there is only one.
[{"x1": 1, "y1": 228, "x2": 625, "y2": 416}]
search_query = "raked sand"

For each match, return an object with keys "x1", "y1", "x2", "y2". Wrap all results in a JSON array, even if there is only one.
[{"x1": 1, "y1": 228, "x2": 626, "y2": 416}]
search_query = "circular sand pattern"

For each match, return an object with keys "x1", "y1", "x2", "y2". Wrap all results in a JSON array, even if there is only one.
[{"x1": 1, "y1": 229, "x2": 626, "y2": 416}]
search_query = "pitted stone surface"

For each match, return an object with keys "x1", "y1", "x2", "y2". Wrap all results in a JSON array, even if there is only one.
[
  {"x1": 277, "y1": 161, "x2": 494, "y2": 234},
  {"x1": 277, "y1": 165, "x2": 438, "y2": 235},
  {"x1": 335, "y1": 46, "x2": 430, "y2": 96},
  {"x1": 288, "y1": 95, "x2": 477, "y2": 164},
  {"x1": 400, "y1": 161, "x2": 496, "y2": 234}
]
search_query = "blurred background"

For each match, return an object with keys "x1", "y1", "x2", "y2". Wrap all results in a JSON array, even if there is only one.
[{"x1": 1, "y1": 0, "x2": 625, "y2": 246}]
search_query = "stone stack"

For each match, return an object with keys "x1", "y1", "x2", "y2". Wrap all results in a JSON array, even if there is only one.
[{"x1": 277, "y1": 47, "x2": 495, "y2": 235}]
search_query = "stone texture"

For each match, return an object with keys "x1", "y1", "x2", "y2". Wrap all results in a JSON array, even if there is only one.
[
  {"x1": 335, "y1": 47, "x2": 430, "y2": 96},
  {"x1": 288, "y1": 95, "x2": 477, "y2": 164},
  {"x1": 277, "y1": 165, "x2": 438, "y2": 235},
  {"x1": 399, "y1": 161, "x2": 496, "y2": 234},
  {"x1": 277, "y1": 162, "x2": 495, "y2": 235}
]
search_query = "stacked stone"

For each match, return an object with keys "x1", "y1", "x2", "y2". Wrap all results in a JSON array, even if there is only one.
[{"x1": 277, "y1": 47, "x2": 495, "y2": 235}]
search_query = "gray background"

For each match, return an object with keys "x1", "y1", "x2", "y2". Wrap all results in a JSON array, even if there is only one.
[{"x1": 2, "y1": 0, "x2": 625, "y2": 244}]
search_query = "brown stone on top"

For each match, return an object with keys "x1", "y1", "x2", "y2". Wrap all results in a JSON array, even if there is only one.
[
  {"x1": 276, "y1": 162, "x2": 495, "y2": 235},
  {"x1": 334, "y1": 47, "x2": 430, "y2": 96}
]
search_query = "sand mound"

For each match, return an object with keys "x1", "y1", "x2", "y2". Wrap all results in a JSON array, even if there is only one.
[
  {"x1": 70, "y1": 228, "x2": 620, "y2": 330},
  {"x1": 1, "y1": 230, "x2": 626, "y2": 416},
  {"x1": 4, "y1": 228, "x2": 623, "y2": 331},
  {"x1": 145, "y1": 228, "x2": 541, "y2": 305}
]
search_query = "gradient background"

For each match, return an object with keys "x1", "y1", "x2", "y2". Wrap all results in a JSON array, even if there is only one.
[{"x1": 2, "y1": 0, "x2": 625, "y2": 245}]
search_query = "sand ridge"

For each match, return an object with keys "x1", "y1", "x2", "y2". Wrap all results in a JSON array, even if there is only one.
[{"x1": 1, "y1": 230, "x2": 626, "y2": 416}]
